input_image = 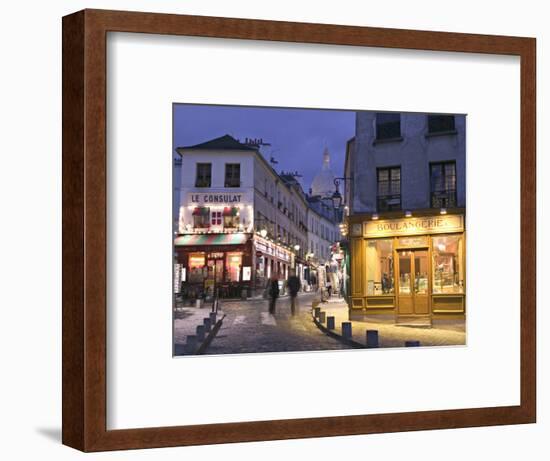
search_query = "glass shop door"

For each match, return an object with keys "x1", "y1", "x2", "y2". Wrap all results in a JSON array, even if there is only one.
[{"x1": 397, "y1": 249, "x2": 429, "y2": 315}]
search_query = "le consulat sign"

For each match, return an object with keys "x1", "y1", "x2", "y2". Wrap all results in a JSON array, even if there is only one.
[
  {"x1": 364, "y1": 215, "x2": 464, "y2": 237},
  {"x1": 188, "y1": 192, "x2": 243, "y2": 204}
]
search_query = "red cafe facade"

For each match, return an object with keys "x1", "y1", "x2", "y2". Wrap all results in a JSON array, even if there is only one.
[{"x1": 174, "y1": 227, "x2": 295, "y2": 299}]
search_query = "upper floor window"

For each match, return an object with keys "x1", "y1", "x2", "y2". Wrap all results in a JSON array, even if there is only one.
[
  {"x1": 211, "y1": 211, "x2": 222, "y2": 226},
  {"x1": 430, "y1": 161, "x2": 457, "y2": 208},
  {"x1": 195, "y1": 163, "x2": 211, "y2": 188},
  {"x1": 223, "y1": 207, "x2": 240, "y2": 228},
  {"x1": 376, "y1": 113, "x2": 401, "y2": 140},
  {"x1": 225, "y1": 163, "x2": 241, "y2": 187},
  {"x1": 377, "y1": 167, "x2": 401, "y2": 211},
  {"x1": 192, "y1": 207, "x2": 210, "y2": 228},
  {"x1": 428, "y1": 115, "x2": 455, "y2": 134}
]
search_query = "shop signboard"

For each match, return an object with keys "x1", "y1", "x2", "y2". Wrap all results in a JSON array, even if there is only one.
[
  {"x1": 188, "y1": 192, "x2": 245, "y2": 204},
  {"x1": 364, "y1": 215, "x2": 464, "y2": 238}
]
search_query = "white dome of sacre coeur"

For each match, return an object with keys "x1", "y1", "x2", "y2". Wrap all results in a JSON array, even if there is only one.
[{"x1": 310, "y1": 147, "x2": 336, "y2": 198}]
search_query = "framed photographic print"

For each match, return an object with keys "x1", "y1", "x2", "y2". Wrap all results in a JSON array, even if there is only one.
[{"x1": 62, "y1": 9, "x2": 536, "y2": 452}]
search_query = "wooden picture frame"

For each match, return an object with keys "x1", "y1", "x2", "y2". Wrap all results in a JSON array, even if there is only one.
[{"x1": 62, "y1": 9, "x2": 536, "y2": 452}]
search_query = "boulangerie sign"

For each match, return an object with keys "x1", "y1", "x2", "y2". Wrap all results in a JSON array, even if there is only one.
[{"x1": 364, "y1": 215, "x2": 464, "y2": 237}]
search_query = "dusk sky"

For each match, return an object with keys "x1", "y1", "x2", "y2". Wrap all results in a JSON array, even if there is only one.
[{"x1": 173, "y1": 104, "x2": 356, "y2": 191}]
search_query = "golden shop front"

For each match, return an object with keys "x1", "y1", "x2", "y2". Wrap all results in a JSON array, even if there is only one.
[{"x1": 349, "y1": 213, "x2": 465, "y2": 320}]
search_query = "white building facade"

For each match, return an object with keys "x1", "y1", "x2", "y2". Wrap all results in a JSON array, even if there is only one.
[{"x1": 175, "y1": 135, "x2": 306, "y2": 298}]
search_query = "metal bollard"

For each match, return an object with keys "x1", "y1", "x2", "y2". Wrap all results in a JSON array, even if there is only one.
[
  {"x1": 314, "y1": 307, "x2": 321, "y2": 318},
  {"x1": 203, "y1": 317, "x2": 212, "y2": 333},
  {"x1": 196, "y1": 325, "x2": 205, "y2": 342},
  {"x1": 405, "y1": 340, "x2": 421, "y2": 347},
  {"x1": 366, "y1": 330, "x2": 379, "y2": 348},
  {"x1": 185, "y1": 335, "x2": 198, "y2": 354},
  {"x1": 209, "y1": 312, "x2": 217, "y2": 325},
  {"x1": 326, "y1": 316, "x2": 335, "y2": 330},
  {"x1": 341, "y1": 322, "x2": 352, "y2": 339},
  {"x1": 319, "y1": 311, "x2": 326, "y2": 323}
]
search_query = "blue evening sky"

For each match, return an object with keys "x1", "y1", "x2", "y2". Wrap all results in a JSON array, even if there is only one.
[{"x1": 173, "y1": 104, "x2": 356, "y2": 192}]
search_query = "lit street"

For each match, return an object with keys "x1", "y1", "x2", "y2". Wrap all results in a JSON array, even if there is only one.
[{"x1": 204, "y1": 292, "x2": 351, "y2": 355}]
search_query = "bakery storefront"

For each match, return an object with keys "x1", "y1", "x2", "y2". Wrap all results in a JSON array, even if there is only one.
[{"x1": 349, "y1": 213, "x2": 465, "y2": 320}]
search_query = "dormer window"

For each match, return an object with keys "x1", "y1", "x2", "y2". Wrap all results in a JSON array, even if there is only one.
[
  {"x1": 376, "y1": 113, "x2": 401, "y2": 141},
  {"x1": 427, "y1": 115, "x2": 456, "y2": 134}
]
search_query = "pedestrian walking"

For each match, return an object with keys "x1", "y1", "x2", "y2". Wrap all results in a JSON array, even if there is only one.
[
  {"x1": 267, "y1": 273, "x2": 280, "y2": 314},
  {"x1": 287, "y1": 270, "x2": 301, "y2": 316}
]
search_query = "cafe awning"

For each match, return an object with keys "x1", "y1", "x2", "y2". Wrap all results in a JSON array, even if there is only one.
[
  {"x1": 223, "y1": 206, "x2": 239, "y2": 216},
  {"x1": 192, "y1": 207, "x2": 210, "y2": 216},
  {"x1": 174, "y1": 233, "x2": 249, "y2": 247}
]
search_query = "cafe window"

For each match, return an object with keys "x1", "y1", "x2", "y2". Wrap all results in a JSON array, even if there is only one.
[
  {"x1": 430, "y1": 161, "x2": 457, "y2": 208},
  {"x1": 226, "y1": 252, "x2": 242, "y2": 282},
  {"x1": 192, "y1": 207, "x2": 210, "y2": 228},
  {"x1": 223, "y1": 207, "x2": 240, "y2": 228},
  {"x1": 225, "y1": 163, "x2": 241, "y2": 187},
  {"x1": 376, "y1": 113, "x2": 401, "y2": 140},
  {"x1": 428, "y1": 114, "x2": 455, "y2": 134},
  {"x1": 195, "y1": 163, "x2": 211, "y2": 188},
  {"x1": 377, "y1": 167, "x2": 401, "y2": 211},
  {"x1": 366, "y1": 239, "x2": 394, "y2": 295},
  {"x1": 432, "y1": 234, "x2": 464, "y2": 293},
  {"x1": 188, "y1": 252, "x2": 206, "y2": 284}
]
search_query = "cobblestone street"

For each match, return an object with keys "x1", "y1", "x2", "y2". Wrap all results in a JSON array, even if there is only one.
[{"x1": 204, "y1": 292, "x2": 351, "y2": 355}]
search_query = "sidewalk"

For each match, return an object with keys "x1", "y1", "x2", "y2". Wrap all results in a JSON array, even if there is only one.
[
  {"x1": 173, "y1": 305, "x2": 225, "y2": 355},
  {"x1": 313, "y1": 297, "x2": 466, "y2": 348}
]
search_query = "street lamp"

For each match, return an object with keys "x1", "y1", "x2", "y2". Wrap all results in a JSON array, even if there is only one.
[
  {"x1": 294, "y1": 244, "x2": 300, "y2": 252},
  {"x1": 331, "y1": 188, "x2": 343, "y2": 211},
  {"x1": 331, "y1": 177, "x2": 352, "y2": 211},
  {"x1": 260, "y1": 228, "x2": 268, "y2": 238}
]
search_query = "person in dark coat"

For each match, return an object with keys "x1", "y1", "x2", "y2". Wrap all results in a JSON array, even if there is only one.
[
  {"x1": 268, "y1": 273, "x2": 280, "y2": 314},
  {"x1": 326, "y1": 279, "x2": 332, "y2": 298},
  {"x1": 287, "y1": 270, "x2": 301, "y2": 316}
]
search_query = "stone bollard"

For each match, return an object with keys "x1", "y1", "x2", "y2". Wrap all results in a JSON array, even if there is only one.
[
  {"x1": 314, "y1": 307, "x2": 321, "y2": 318},
  {"x1": 209, "y1": 312, "x2": 217, "y2": 325},
  {"x1": 319, "y1": 311, "x2": 326, "y2": 323},
  {"x1": 405, "y1": 340, "x2": 421, "y2": 347},
  {"x1": 203, "y1": 317, "x2": 212, "y2": 333},
  {"x1": 241, "y1": 288, "x2": 248, "y2": 300},
  {"x1": 366, "y1": 330, "x2": 379, "y2": 348},
  {"x1": 185, "y1": 335, "x2": 198, "y2": 354},
  {"x1": 342, "y1": 322, "x2": 352, "y2": 339},
  {"x1": 196, "y1": 298, "x2": 203, "y2": 309},
  {"x1": 196, "y1": 325, "x2": 205, "y2": 342},
  {"x1": 326, "y1": 316, "x2": 335, "y2": 330}
]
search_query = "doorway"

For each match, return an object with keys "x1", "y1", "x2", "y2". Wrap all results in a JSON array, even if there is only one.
[
  {"x1": 207, "y1": 258, "x2": 224, "y2": 283},
  {"x1": 396, "y1": 249, "x2": 429, "y2": 315}
]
